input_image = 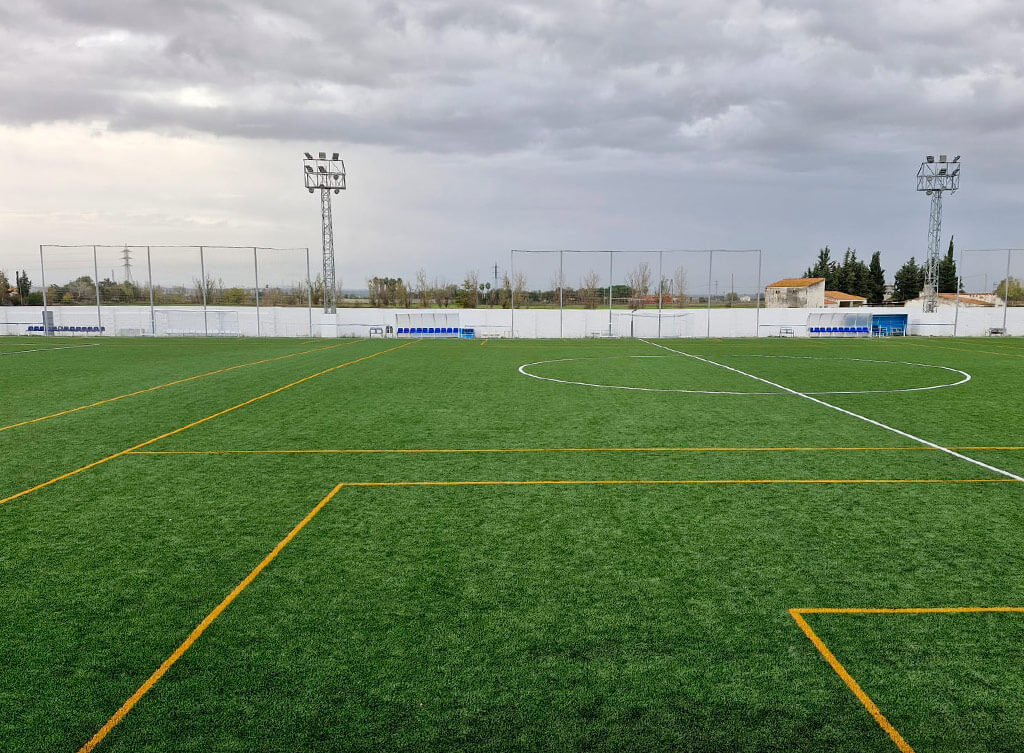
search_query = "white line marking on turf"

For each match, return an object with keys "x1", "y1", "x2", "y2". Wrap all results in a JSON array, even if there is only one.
[
  {"x1": 0, "y1": 343, "x2": 99, "y2": 357},
  {"x1": 639, "y1": 339, "x2": 1023, "y2": 483},
  {"x1": 519, "y1": 355, "x2": 970, "y2": 396}
]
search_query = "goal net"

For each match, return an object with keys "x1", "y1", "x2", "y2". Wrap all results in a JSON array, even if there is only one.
[{"x1": 154, "y1": 309, "x2": 240, "y2": 337}]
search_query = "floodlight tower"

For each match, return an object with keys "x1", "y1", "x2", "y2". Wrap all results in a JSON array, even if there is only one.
[
  {"x1": 916, "y1": 154, "x2": 961, "y2": 313},
  {"x1": 303, "y1": 151, "x2": 346, "y2": 313}
]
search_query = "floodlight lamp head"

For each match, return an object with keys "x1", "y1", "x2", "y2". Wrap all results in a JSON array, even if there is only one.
[
  {"x1": 302, "y1": 151, "x2": 346, "y2": 191},
  {"x1": 308, "y1": 187, "x2": 314, "y2": 193},
  {"x1": 304, "y1": 152, "x2": 313, "y2": 159},
  {"x1": 926, "y1": 155, "x2": 934, "y2": 162},
  {"x1": 953, "y1": 155, "x2": 960, "y2": 163}
]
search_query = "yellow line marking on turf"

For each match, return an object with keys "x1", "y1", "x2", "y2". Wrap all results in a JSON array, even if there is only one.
[
  {"x1": 798, "y1": 606, "x2": 1024, "y2": 615},
  {"x1": 75, "y1": 482, "x2": 346, "y2": 753},
  {"x1": 332, "y1": 478, "x2": 1011, "y2": 486},
  {"x1": 0, "y1": 341, "x2": 359, "y2": 434},
  {"x1": 125, "y1": 445, "x2": 1024, "y2": 456},
  {"x1": 0, "y1": 341, "x2": 417, "y2": 507},
  {"x1": 790, "y1": 609, "x2": 914, "y2": 752},
  {"x1": 480, "y1": 339, "x2": 488, "y2": 346},
  {"x1": 791, "y1": 606, "x2": 1024, "y2": 753}
]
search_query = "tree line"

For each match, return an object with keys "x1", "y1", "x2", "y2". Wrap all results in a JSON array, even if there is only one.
[
  {"x1": 803, "y1": 239, "x2": 962, "y2": 303},
  {"x1": 366, "y1": 264, "x2": 728, "y2": 309},
  {"x1": 0, "y1": 269, "x2": 326, "y2": 307}
]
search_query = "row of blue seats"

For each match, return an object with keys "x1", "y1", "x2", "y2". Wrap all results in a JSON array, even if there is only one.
[
  {"x1": 809, "y1": 326, "x2": 869, "y2": 334},
  {"x1": 27, "y1": 325, "x2": 106, "y2": 333},
  {"x1": 397, "y1": 327, "x2": 474, "y2": 335}
]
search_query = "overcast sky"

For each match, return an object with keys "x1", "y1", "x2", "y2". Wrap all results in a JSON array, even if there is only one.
[{"x1": 2, "y1": 0, "x2": 1024, "y2": 292}]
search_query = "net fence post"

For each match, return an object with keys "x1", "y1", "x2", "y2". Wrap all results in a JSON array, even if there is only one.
[
  {"x1": 706, "y1": 250, "x2": 713, "y2": 338},
  {"x1": 1003, "y1": 248, "x2": 1011, "y2": 332},
  {"x1": 657, "y1": 250, "x2": 663, "y2": 339},
  {"x1": 199, "y1": 245, "x2": 209, "y2": 337},
  {"x1": 755, "y1": 249, "x2": 762, "y2": 338},
  {"x1": 510, "y1": 249, "x2": 515, "y2": 339},
  {"x1": 953, "y1": 273, "x2": 962, "y2": 337},
  {"x1": 607, "y1": 251, "x2": 613, "y2": 337},
  {"x1": 306, "y1": 248, "x2": 313, "y2": 336},
  {"x1": 147, "y1": 246, "x2": 155, "y2": 335},
  {"x1": 559, "y1": 249, "x2": 563, "y2": 339},
  {"x1": 39, "y1": 245, "x2": 49, "y2": 335},
  {"x1": 253, "y1": 247, "x2": 261, "y2": 337},
  {"x1": 92, "y1": 245, "x2": 102, "y2": 333}
]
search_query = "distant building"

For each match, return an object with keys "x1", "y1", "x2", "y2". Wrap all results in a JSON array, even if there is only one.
[
  {"x1": 764, "y1": 277, "x2": 825, "y2": 308},
  {"x1": 905, "y1": 292, "x2": 998, "y2": 310},
  {"x1": 824, "y1": 290, "x2": 866, "y2": 308}
]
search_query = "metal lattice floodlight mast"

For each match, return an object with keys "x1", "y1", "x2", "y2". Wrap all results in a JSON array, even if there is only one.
[
  {"x1": 303, "y1": 151, "x2": 346, "y2": 313},
  {"x1": 916, "y1": 154, "x2": 961, "y2": 313}
]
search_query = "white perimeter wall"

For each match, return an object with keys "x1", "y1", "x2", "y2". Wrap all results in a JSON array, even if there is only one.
[{"x1": 1, "y1": 304, "x2": 1022, "y2": 338}]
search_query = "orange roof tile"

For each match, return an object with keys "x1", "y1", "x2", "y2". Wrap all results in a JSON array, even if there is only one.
[
  {"x1": 937, "y1": 293, "x2": 994, "y2": 307},
  {"x1": 824, "y1": 290, "x2": 867, "y2": 301},
  {"x1": 766, "y1": 277, "x2": 825, "y2": 288}
]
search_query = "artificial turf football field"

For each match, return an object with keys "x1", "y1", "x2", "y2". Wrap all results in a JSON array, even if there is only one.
[{"x1": 2, "y1": 333, "x2": 1024, "y2": 753}]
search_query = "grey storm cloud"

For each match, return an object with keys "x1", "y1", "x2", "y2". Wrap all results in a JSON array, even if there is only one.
[{"x1": 5, "y1": 0, "x2": 1024, "y2": 162}]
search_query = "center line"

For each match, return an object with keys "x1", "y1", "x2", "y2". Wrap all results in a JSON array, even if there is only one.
[{"x1": 639, "y1": 339, "x2": 1023, "y2": 483}]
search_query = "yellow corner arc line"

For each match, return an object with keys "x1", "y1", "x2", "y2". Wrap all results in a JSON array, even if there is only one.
[
  {"x1": 0, "y1": 340, "x2": 417, "y2": 507},
  {"x1": 75, "y1": 482, "x2": 346, "y2": 753},
  {"x1": 0, "y1": 340, "x2": 359, "y2": 434}
]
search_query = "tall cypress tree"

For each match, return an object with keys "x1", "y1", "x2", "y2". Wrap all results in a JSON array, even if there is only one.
[
  {"x1": 937, "y1": 235, "x2": 959, "y2": 293},
  {"x1": 867, "y1": 252, "x2": 886, "y2": 303},
  {"x1": 803, "y1": 246, "x2": 837, "y2": 289}
]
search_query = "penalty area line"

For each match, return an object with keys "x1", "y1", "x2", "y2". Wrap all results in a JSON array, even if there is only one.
[
  {"x1": 0, "y1": 340, "x2": 417, "y2": 508},
  {"x1": 640, "y1": 339, "x2": 1024, "y2": 483},
  {"x1": 790, "y1": 605, "x2": 1024, "y2": 753},
  {"x1": 332, "y1": 478, "x2": 1012, "y2": 487},
  {"x1": 0, "y1": 340, "x2": 361, "y2": 434},
  {"x1": 124, "y1": 445, "x2": 1024, "y2": 456},
  {"x1": 789, "y1": 609, "x2": 914, "y2": 753},
  {"x1": 74, "y1": 482, "x2": 346, "y2": 753}
]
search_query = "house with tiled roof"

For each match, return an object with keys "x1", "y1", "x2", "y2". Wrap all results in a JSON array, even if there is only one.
[
  {"x1": 764, "y1": 277, "x2": 825, "y2": 308},
  {"x1": 824, "y1": 290, "x2": 866, "y2": 307},
  {"x1": 905, "y1": 292, "x2": 999, "y2": 309}
]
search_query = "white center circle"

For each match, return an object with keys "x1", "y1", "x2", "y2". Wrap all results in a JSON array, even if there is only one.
[{"x1": 517, "y1": 354, "x2": 972, "y2": 395}]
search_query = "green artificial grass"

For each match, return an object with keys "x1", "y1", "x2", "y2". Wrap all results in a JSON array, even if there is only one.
[{"x1": 2, "y1": 334, "x2": 1024, "y2": 752}]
